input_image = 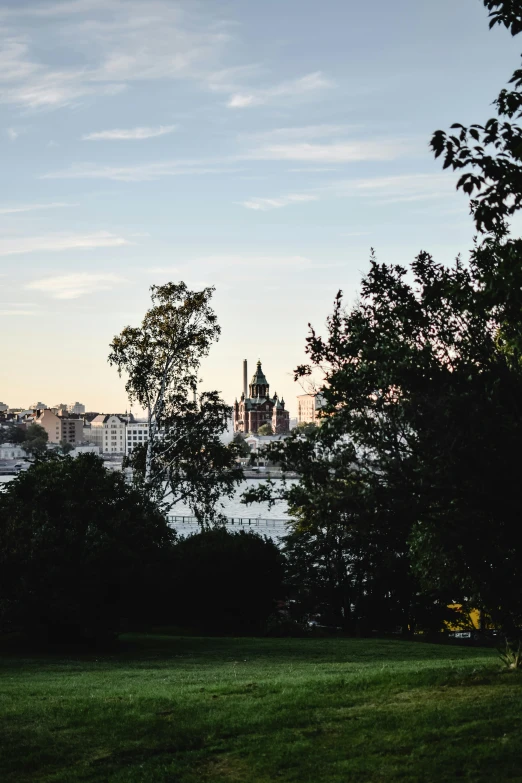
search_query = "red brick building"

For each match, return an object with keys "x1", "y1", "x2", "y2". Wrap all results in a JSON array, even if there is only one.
[{"x1": 233, "y1": 360, "x2": 290, "y2": 434}]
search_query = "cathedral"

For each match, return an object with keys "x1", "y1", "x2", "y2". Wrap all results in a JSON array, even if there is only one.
[{"x1": 233, "y1": 360, "x2": 290, "y2": 434}]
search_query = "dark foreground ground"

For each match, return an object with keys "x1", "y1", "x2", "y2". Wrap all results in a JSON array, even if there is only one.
[{"x1": 1, "y1": 634, "x2": 521, "y2": 782}]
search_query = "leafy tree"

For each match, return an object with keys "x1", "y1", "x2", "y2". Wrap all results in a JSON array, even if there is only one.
[
  {"x1": 171, "y1": 528, "x2": 284, "y2": 634},
  {"x1": 109, "y1": 283, "x2": 242, "y2": 522},
  {"x1": 0, "y1": 424, "x2": 25, "y2": 445},
  {"x1": 246, "y1": 0, "x2": 522, "y2": 634},
  {"x1": 228, "y1": 432, "x2": 251, "y2": 457},
  {"x1": 0, "y1": 453, "x2": 173, "y2": 643},
  {"x1": 257, "y1": 423, "x2": 273, "y2": 436},
  {"x1": 59, "y1": 440, "x2": 74, "y2": 455},
  {"x1": 22, "y1": 423, "x2": 48, "y2": 456}
]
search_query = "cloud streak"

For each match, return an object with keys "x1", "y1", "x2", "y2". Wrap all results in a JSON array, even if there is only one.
[
  {"x1": 0, "y1": 231, "x2": 130, "y2": 256},
  {"x1": 227, "y1": 71, "x2": 332, "y2": 108},
  {"x1": 42, "y1": 160, "x2": 238, "y2": 182},
  {"x1": 247, "y1": 139, "x2": 411, "y2": 163},
  {"x1": 26, "y1": 272, "x2": 125, "y2": 299},
  {"x1": 82, "y1": 124, "x2": 178, "y2": 141},
  {"x1": 0, "y1": 2, "x2": 232, "y2": 109},
  {"x1": 327, "y1": 173, "x2": 460, "y2": 203},
  {"x1": 241, "y1": 193, "x2": 317, "y2": 211},
  {"x1": 0, "y1": 202, "x2": 77, "y2": 215}
]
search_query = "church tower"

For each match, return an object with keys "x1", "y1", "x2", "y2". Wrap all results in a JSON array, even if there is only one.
[
  {"x1": 234, "y1": 359, "x2": 289, "y2": 434},
  {"x1": 249, "y1": 360, "x2": 269, "y2": 399}
]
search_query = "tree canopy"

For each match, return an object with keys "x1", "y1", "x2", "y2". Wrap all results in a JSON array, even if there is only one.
[
  {"x1": 0, "y1": 453, "x2": 173, "y2": 643},
  {"x1": 244, "y1": 0, "x2": 522, "y2": 634},
  {"x1": 109, "y1": 282, "x2": 242, "y2": 523}
]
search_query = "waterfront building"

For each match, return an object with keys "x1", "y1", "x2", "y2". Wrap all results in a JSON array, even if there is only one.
[
  {"x1": 245, "y1": 434, "x2": 288, "y2": 454},
  {"x1": 126, "y1": 421, "x2": 149, "y2": 454},
  {"x1": 297, "y1": 392, "x2": 325, "y2": 425},
  {"x1": 32, "y1": 409, "x2": 83, "y2": 444},
  {"x1": 234, "y1": 360, "x2": 290, "y2": 435},
  {"x1": 0, "y1": 443, "x2": 25, "y2": 460},
  {"x1": 85, "y1": 414, "x2": 127, "y2": 454}
]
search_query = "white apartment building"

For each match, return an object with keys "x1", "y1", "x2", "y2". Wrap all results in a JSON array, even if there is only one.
[
  {"x1": 69, "y1": 402, "x2": 86, "y2": 415},
  {"x1": 87, "y1": 415, "x2": 128, "y2": 454},
  {"x1": 126, "y1": 421, "x2": 149, "y2": 455}
]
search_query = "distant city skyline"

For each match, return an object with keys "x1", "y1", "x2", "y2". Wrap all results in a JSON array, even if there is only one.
[{"x1": 1, "y1": 0, "x2": 520, "y2": 416}]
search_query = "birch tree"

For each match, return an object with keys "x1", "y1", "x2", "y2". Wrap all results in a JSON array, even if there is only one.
[{"x1": 109, "y1": 282, "x2": 241, "y2": 523}]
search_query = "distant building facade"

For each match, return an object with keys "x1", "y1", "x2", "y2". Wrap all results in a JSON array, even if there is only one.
[
  {"x1": 69, "y1": 402, "x2": 86, "y2": 415},
  {"x1": 126, "y1": 421, "x2": 149, "y2": 455},
  {"x1": 297, "y1": 393, "x2": 325, "y2": 425},
  {"x1": 0, "y1": 443, "x2": 25, "y2": 460},
  {"x1": 32, "y1": 409, "x2": 83, "y2": 444},
  {"x1": 85, "y1": 414, "x2": 128, "y2": 454},
  {"x1": 234, "y1": 360, "x2": 290, "y2": 435}
]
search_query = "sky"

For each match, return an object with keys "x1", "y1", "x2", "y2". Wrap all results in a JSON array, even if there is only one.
[{"x1": 0, "y1": 0, "x2": 520, "y2": 416}]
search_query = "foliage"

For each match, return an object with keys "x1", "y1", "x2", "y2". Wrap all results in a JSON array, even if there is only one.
[
  {"x1": 498, "y1": 638, "x2": 522, "y2": 670},
  {"x1": 109, "y1": 282, "x2": 241, "y2": 522},
  {"x1": 1, "y1": 634, "x2": 516, "y2": 783},
  {"x1": 245, "y1": 2, "x2": 522, "y2": 635},
  {"x1": 0, "y1": 424, "x2": 25, "y2": 445},
  {"x1": 228, "y1": 432, "x2": 251, "y2": 457},
  {"x1": 0, "y1": 453, "x2": 173, "y2": 642},
  {"x1": 22, "y1": 423, "x2": 48, "y2": 456},
  {"x1": 257, "y1": 422, "x2": 273, "y2": 436},
  {"x1": 483, "y1": 1, "x2": 522, "y2": 36},
  {"x1": 171, "y1": 528, "x2": 284, "y2": 634},
  {"x1": 59, "y1": 441, "x2": 74, "y2": 455}
]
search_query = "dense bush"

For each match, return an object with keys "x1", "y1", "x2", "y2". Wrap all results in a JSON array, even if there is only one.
[
  {"x1": 171, "y1": 528, "x2": 284, "y2": 634},
  {"x1": 0, "y1": 453, "x2": 173, "y2": 644}
]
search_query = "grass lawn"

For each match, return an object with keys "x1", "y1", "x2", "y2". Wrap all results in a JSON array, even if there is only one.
[{"x1": 1, "y1": 634, "x2": 521, "y2": 782}]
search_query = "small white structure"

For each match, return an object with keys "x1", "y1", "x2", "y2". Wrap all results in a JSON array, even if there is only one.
[
  {"x1": 0, "y1": 443, "x2": 26, "y2": 460},
  {"x1": 245, "y1": 434, "x2": 288, "y2": 454}
]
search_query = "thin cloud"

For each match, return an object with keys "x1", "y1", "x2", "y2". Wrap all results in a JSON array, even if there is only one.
[
  {"x1": 26, "y1": 272, "x2": 125, "y2": 299},
  {"x1": 241, "y1": 194, "x2": 318, "y2": 211},
  {"x1": 0, "y1": 202, "x2": 77, "y2": 215},
  {"x1": 0, "y1": 3, "x2": 232, "y2": 110},
  {"x1": 179, "y1": 254, "x2": 312, "y2": 268},
  {"x1": 0, "y1": 231, "x2": 130, "y2": 256},
  {"x1": 248, "y1": 139, "x2": 411, "y2": 163},
  {"x1": 227, "y1": 71, "x2": 332, "y2": 108},
  {"x1": 6, "y1": 127, "x2": 20, "y2": 140},
  {"x1": 242, "y1": 124, "x2": 358, "y2": 142},
  {"x1": 82, "y1": 124, "x2": 178, "y2": 141},
  {"x1": 328, "y1": 173, "x2": 459, "y2": 202},
  {"x1": 42, "y1": 160, "x2": 239, "y2": 182}
]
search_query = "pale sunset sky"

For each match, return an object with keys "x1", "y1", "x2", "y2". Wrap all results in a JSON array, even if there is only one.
[{"x1": 0, "y1": 0, "x2": 519, "y2": 415}]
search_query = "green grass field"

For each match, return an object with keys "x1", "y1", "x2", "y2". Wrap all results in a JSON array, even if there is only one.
[{"x1": 1, "y1": 634, "x2": 521, "y2": 782}]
